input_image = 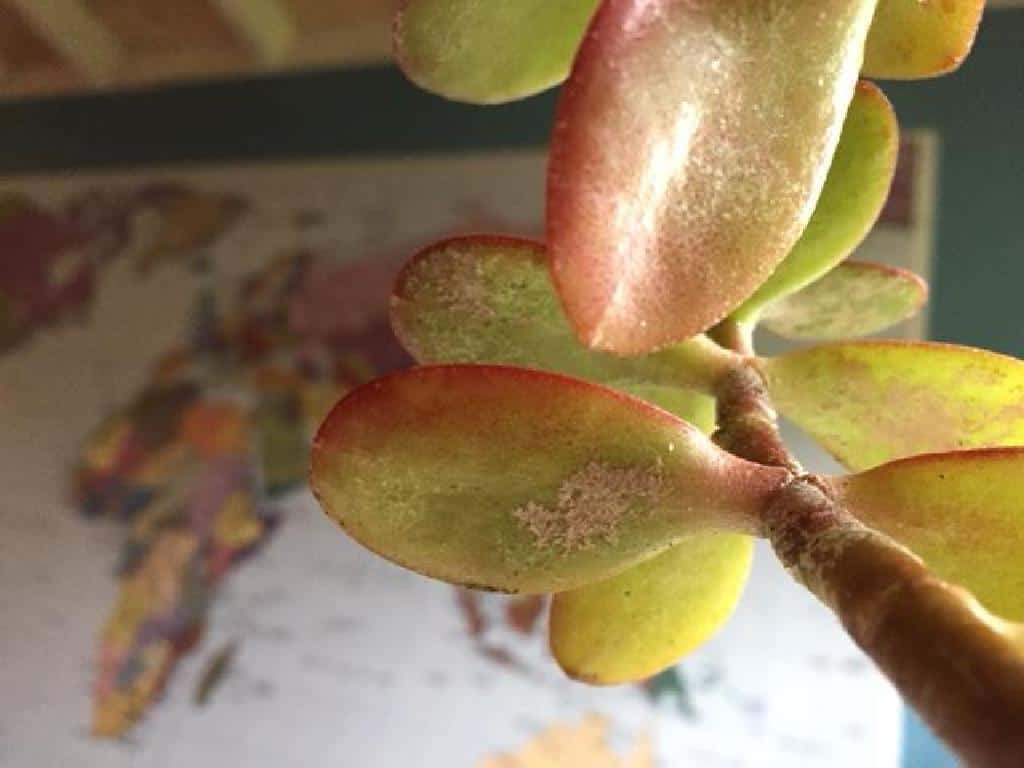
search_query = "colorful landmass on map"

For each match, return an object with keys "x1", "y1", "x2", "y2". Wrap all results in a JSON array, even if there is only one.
[{"x1": 73, "y1": 247, "x2": 409, "y2": 736}]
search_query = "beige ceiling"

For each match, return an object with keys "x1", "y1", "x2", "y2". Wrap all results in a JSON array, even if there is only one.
[{"x1": 0, "y1": 0, "x2": 396, "y2": 100}]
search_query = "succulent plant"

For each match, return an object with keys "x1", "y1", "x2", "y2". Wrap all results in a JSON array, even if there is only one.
[{"x1": 312, "y1": 1, "x2": 1023, "y2": 764}]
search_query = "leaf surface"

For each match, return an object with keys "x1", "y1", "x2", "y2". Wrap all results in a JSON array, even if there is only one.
[
  {"x1": 863, "y1": 0, "x2": 984, "y2": 79},
  {"x1": 836, "y1": 448, "x2": 1024, "y2": 620},
  {"x1": 734, "y1": 82, "x2": 899, "y2": 322},
  {"x1": 550, "y1": 389, "x2": 746, "y2": 683},
  {"x1": 761, "y1": 341, "x2": 1024, "y2": 470},
  {"x1": 311, "y1": 365, "x2": 787, "y2": 593},
  {"x1": 550, "y1": 533, "x2": 752, "y2": 683},
  {"x1": 761, "y1": 260, "x2": 927, "y2": 340},
  {"x1": 394, "y1": 0, "x2": 600, "y2": 103},
  {"x1": 547, "y1": 0, "x2": 879, "y2": 354},
  {"x1": 392, "y1": 236, "x2": 734, "y2": 391}
]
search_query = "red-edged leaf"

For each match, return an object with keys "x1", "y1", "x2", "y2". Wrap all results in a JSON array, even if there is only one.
[
  {"x1": 311, "y1": 365, "x2": 788, "y2": 594},
  {"x1": 547, "y1": 0, "x2": 879, "y2": 354},
  {"x1": 760, "y1": 260, "x2": 928, "y2": 340},
  {"x1": 836, "y1": 448, "x2": 1024, "y2": 620},
  {"x1": 863, "y1": 0, "x2": 985, "y2": 80},
  {"x1": 761, "y1": 341, "x2": 1024, "y2": 470}
]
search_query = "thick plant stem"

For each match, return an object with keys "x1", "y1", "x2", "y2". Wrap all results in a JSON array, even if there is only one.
[
  {"x1": 713, "y1": 360, "x2": 802, "y2": 474},
  {"x1": 710, "y1": 329, "x2": 1024, "y2": 765},
  {"x1": 765, "y1": 477, "x2": 1024, "y2": 768}
]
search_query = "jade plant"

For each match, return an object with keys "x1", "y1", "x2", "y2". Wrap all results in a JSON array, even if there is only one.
[{"x1": 311, "y1": 1, "x2": 1024, "y2": 764}]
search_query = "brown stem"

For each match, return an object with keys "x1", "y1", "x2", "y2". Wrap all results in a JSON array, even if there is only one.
[
  {"x1": 766, "y1": 477, "x2": 1024, "y2": 768},
  {"x1": 713, "y1": 361, "x2": 802, "y2": 473},
  {"x1": 709, "y1": 338, "x2": 1024, "y2": 764}
]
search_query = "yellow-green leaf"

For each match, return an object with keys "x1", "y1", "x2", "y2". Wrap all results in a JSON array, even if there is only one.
[
  {"x1": 549, "y1": 385, "x2": 744, "y2": 684},
  {"x1": 761, "y1": 341, "x2": 1024, "y2": 470},
  {"x1": 760, "y1": 260, "x2": 927, "y2": 340},
  {"x1": 394, "y1": 0, "x2": 600, "y2": 104},
  {"x1": 617, "y1": 385, "x2": 716, "y2": 434},
  {"x1": 311, "y1": 365, "x2": 788, "y2": 594},
  {"x1": 391, "y1": 236, "x2": 735, "y2": 392},
  {"x1": 836, "y1": 448, "x2": 1024, "y2": 620},
  {"x1": 550, "y1": 533, "x2": 753, "y2": 683},
  {"x1": 547, "y1": 0, "x2": 879, "y2": 354},
  {"x1": 863, "y1": 0, "x2": 984, "y2": 80},
  {"x1": 733, "y1": 82, "x2": 899, "y2": 323}
]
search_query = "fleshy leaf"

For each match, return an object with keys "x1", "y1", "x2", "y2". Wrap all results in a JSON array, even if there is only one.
[
  {"x1": 761, "y1": 260, "x2": 927, "y2": 340},
  {"x1": 311, "y1": 365, "x2": 787, "y2": 593},
  {"x1": 863, "y1": 0, "x2": 984, "y2": 80},
  {"x1": 551, "y1": 533, "x2": 753, "y2": 684},
  {"x1": 391, "y1": 236, "x2": 735, "y2": 392},
  {"x1": 394, "y1": 0, "x2": 600, "y2": 104},
  {"x1": 733, "y1": 82, "x2": 899, "y2": 323},
  {"x1": 547, "y1": 0, "x2": 879, "y2": 355},
  {"x1": 550, "y1": 390, "x2": 745, "y2": 684},
  {"x1": 761, "y1": 341, "x2": 1024, "y2": 470},
  {"x1": 617, "y1": 385, "x2": 716, "y2": 434},
  {"x1": 835, "y1": 448, "x2": 1024, "y2": 620}
]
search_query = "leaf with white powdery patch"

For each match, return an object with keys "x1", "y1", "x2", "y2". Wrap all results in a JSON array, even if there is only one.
[
  {"x1": 311, "y1": 365, "x2": 788, "y2": 594},
  {"x1": 391, "y1": 236, "x2": 734, "y2": 392}
]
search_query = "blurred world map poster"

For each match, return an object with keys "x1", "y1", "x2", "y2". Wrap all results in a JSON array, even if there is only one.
[{"x1": 0, "y1": 148, "x2": 936, "y2": 767}]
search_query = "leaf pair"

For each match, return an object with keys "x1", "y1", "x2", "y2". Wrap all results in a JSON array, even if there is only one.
[
  {"x1": 396, "y1": 0, "x2": 984, "y2": 104},
  {"x1": 392, "y1": 238, "x2": 754, "y2": 680},
  {"x1": 395, "y1": 0, "x2": 981, "y2": 351},
  {"x1": 310, "y1": 366, "x2": 1024, "y2": 662},
  {"x1": 396, "y1": 236, "x2": 1024, "y2": 475},
  {"x1": 338, "y1": 236, "x2": 1024, "y2": 682}
]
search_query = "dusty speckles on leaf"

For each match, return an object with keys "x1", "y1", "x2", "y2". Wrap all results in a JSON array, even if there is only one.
[
  {"x1": 514, "y1": 461, "x2": 666, "y2": 553},
  {"x1": 405, "y1": 246, "x2": 498, "y2": 321}
]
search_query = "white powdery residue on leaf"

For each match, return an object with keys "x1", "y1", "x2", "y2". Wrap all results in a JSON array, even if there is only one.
[{"x1": 513, "y1": 461, "x2": 666, "y2": 553}]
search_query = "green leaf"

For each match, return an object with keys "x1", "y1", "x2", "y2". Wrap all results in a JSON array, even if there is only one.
[
  {"x1": 836, "y1": 448, "x2": 1024, "y2": 620},
  {"x1": 617, "y1": 385, "x2": 716, "y2": 434},
  {"x1": 311, "y1": 365, "x2": 788, "y2": 594},
  {"x1": 761, "y1": 341, "x2": 1024, "y2": 471},
  {"x1": 551, "y1": 532, "x2": 752, "y2": 683},
  {"x1": 732, "y1": 82, "x2": 899, "y2": 323},
  {"x1": 394, "y1": 0, "x2": 600, "y2": 104},
  {"x1": 547, "y1": 0, "x2": 879, "y2": 355},
  {"x1": 391, "y1": 236, "x2": 736, "y2": 392},
  {"x1": 760, "y1": 260, "x2": 927, "y2": 340},
  {"x1": 550, "y1": 386, "x2": 745, "y2": 684},
  {"x1": 863, "y1": 0, "x2": 984, "y2": 80}
]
